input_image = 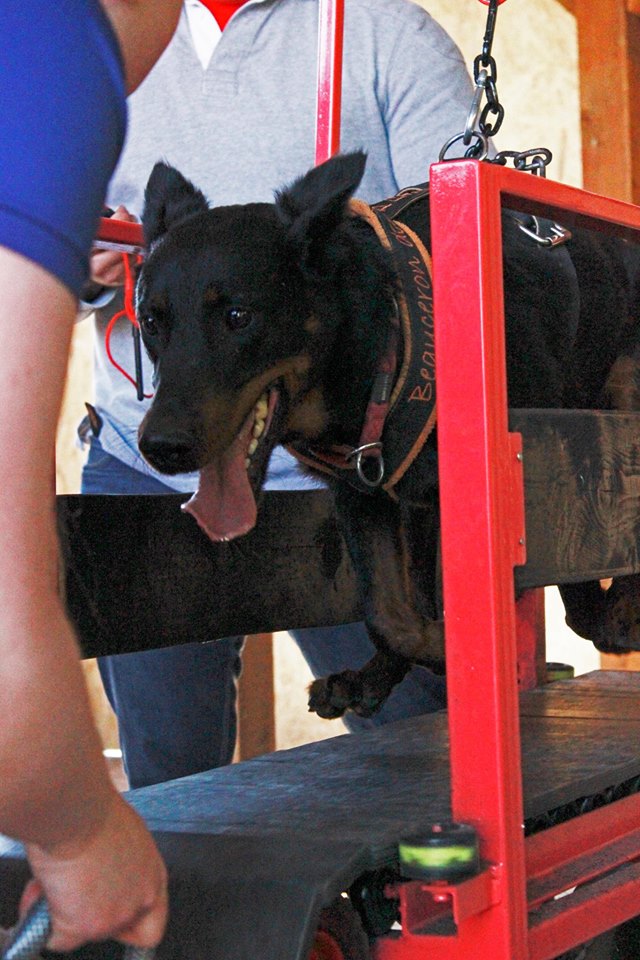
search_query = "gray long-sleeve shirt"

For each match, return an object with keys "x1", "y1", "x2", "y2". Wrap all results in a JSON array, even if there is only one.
[{"x1": 88, "y1": 0, "x2": 473, "y2": 489}]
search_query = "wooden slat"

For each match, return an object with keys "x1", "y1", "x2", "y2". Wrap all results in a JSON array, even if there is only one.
[
  {"x1": 57, "y1": 409, "x2": 640, "y2": 655},
  {"x1": 512, "y1": 409, "x2": 640, "y2": 589},
  {"x1": 57, "y1": 492, "x2": 360, "y2": 657},
  {"x1": 574, "y1": 0, "x2": 640, "y2": 203},
  {"x1": 558, "y1": 0, "x2": 640, "y2": 27}
]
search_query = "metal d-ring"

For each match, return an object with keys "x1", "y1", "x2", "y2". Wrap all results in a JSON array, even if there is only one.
[
  {"x1": 346, "y1": 442, "x2": 385, "y2": 488},
  {"x1": 439, "y1": 131, "x2": 489, "y2": 163}
]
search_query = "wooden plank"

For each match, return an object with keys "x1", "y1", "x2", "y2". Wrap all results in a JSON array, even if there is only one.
[
  {"x1": 58, "y1": 409, "x2": 640, "y2": 654},
  {"x1": 555, "y1": 0, "x2": 640, "y2": 12},
  {"x1": 512, "y1": 409, "x2": 640, "y2": 588},
  {"x1": 521, "y1": 670, "x2": 640, "y2": 719},
  {"x1": 57, "y1": 492, "x2": 360, "y2": 657},
  {"x1": 574, "y1": 0, "x2": 640, "y2": 203}
]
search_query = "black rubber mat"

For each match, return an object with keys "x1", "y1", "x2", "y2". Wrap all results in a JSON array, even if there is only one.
[{"x1": 3, "y1": 673, "x2": 640, "y2": 959}]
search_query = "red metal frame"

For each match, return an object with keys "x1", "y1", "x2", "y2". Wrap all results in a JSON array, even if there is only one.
[
  {"x1": 372, "y1": 159, "x2": 640, "y2": 960},
  {"x1": 314, "y1": 0, "x2": 344, "y2": 164},
  {"x1": 91, "y1": 9, "x2": 640, "y2": 951},
  {"x1": 94, "y1": 216, "x2": 144, "y2": 255}
]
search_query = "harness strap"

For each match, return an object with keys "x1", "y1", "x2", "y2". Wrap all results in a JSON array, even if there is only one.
[{"x1": 289, "y1": 184, "x2": 436, "y2": 495}]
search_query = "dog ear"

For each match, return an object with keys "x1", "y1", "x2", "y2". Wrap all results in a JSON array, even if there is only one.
[
  {"x1": 142, "y1": 162, "x2": 209, "y2": 246},
  {"x1": 275, "y1": 151, "x2": 367, "y2": 269}
]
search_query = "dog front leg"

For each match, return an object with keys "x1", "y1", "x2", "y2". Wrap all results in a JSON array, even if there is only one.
[{"x1": 307, "y1": 484, "x2": 444, "y2": 720}]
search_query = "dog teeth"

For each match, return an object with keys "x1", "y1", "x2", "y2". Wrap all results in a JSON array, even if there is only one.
[{"x1": 246, "y1": 392, "x2": 270, "y2": 470}]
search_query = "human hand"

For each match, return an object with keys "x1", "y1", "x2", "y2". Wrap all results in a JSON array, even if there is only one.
[
  {"x1": 89, "y1": 204, "x2": 139, "y2": 290},
  {"x1": 22, "y1": 793, "x2": 167, "y2": 953}
]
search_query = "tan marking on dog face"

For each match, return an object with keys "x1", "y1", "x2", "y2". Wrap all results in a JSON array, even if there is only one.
[
  {"x1": 294, "y1": 354, "x2": 312, "y2": 372},
  {"x1": 286, "y1": 388, "x2": 330, "y2": 437},
  {"x1": 198, "y1": 355, "x2": 314, "y2": 458}
]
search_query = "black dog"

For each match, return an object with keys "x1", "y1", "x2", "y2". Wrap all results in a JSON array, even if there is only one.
[{"x1": 136, "y1": 153, "x2": 640, "y2": 719}]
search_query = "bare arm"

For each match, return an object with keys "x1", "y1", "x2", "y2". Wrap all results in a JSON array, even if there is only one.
[
  {"x1": 0, "y1": 246, "x2": 167, "y2": 951},
  {"x1": 100, "y1": 0, "x2": 182, "y2": 93}
]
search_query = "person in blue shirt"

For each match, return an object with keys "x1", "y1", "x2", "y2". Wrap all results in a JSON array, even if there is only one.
[{"x1": 0, "y1": 1, "x2": 181, "y2": 951}]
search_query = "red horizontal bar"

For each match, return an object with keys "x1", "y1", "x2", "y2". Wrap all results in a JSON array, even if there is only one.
[
  {"x1": 373, "y1": 936, "x2": 461, "y2": 960},
  {"x1": 526, "y1": 792, "x2": 640, "y2": 894},
  {"x1": 94, "y1": 216, "x2": 145, "y2": 254},
  {"x1": 528, "y1": 860, "x2": 640, "y2": 960},
  {"x1": 489, "y1": 159, "x2": 640, "y2": 237}
]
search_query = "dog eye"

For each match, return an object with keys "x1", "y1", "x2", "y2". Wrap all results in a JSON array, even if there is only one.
[
  {"x1": 225, "y1": 307, "x2": 253, "y2": 331},
  {"x1": 139, "y1": 314, "x2": 159, "y2": 337}
]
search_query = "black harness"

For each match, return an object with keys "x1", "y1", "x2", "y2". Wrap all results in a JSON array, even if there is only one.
[{"x1": 289, "y1": 183, "x2": 437, "y2": 496}]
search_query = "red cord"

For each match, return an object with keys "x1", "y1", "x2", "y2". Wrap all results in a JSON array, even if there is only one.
[{"x1": 104, "y1": 254, "x2": 154, "y2": 398}]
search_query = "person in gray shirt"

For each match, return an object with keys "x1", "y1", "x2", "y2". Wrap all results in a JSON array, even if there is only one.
[{"x1": 80, "y1": 0, "x2": 473, "y2": 788}]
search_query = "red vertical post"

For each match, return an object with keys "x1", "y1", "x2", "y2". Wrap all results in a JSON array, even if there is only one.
[
  {"x1": 315, "y1": 0, "x2": 344, "y2": 164},
  {"x1": 429, "y1": 159, "x2": 528, "y2": 959}
]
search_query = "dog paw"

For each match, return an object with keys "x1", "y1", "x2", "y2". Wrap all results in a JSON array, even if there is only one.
[
  {"x1": 308, "y1": 671, "x2": 362, "y2": 719},
  {"x1": 602, "y1": 575, "x2": 640, "y2": 652},
  {"x1": 308, "y1": 670, "x2": 387, "y2": 719}
]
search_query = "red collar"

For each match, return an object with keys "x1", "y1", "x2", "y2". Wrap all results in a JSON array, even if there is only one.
[{"x1": 289, "y1": 301, "x2": 399, "y2": 491}]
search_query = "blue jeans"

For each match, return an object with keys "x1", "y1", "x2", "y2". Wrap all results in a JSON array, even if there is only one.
[{"x1": 82, "y1": 440, "x2": 446, "y2": 786}]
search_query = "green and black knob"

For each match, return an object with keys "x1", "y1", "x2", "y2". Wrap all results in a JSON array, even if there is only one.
[
  {"x1": 398, "y1": 822, "x2": 480, "y2": 882},
  {"x1": 546, "y1": 662, "x2": 575, "y2": 682}
]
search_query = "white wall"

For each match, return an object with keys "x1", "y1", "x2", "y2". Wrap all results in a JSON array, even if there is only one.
[{"x1": 424, "y1": 0, "x2": 582, "y2": 187}]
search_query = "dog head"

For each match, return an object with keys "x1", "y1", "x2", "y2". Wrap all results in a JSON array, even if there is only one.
[{"x1": 136, "y1": 153, "x2": 368, "y2": 540}]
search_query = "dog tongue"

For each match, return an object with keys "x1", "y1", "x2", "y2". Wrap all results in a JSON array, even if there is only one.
[{"x1": 182, "y1": 430, "x2": 257, "y2": 542}]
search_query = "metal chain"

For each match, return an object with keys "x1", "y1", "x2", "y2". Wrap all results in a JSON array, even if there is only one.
[
  {"x1": 493, "y1": 147, "x2": 553, "y2": 178},
  {"x1": 439, "y1": 0, "x2": 503, "y2": 161},
  {"x1": 439, "y1": 0, "x2": 554, "y2": 178},
  {"x1": 471, "y1": 0, "x2": 505, "y2": 142}
]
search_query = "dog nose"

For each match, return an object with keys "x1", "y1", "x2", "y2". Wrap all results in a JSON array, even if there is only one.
[{"x1": 138, "y1": 431, "x2": 198, "y2": 473}]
